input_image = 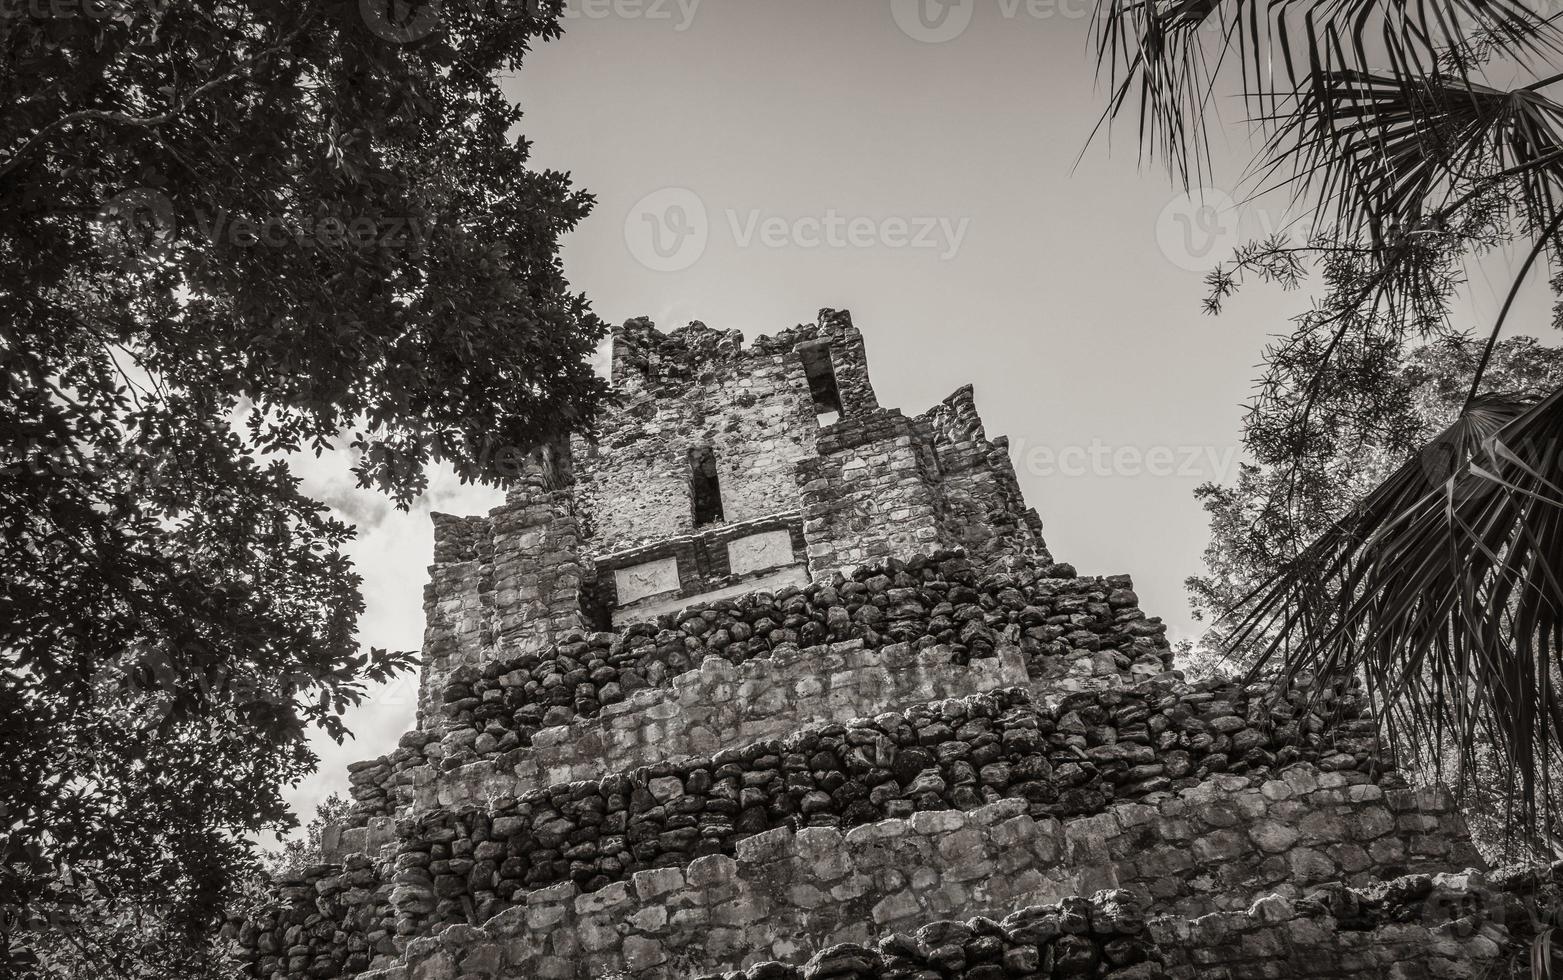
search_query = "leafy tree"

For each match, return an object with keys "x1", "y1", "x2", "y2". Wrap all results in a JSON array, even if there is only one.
[
  {"x1": 0, "y1": 0, "x2": 608, "y2": 971},
  {"x1": 1090, "y1": 0, "x2": 1563, "y2": 833},
  {"x1": 260, "y1": 792, "x2": 352, "y2": 880}
]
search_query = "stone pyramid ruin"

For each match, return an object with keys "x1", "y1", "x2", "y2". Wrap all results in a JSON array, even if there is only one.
[{"x1": 231, "y1": 310, "x2": 1521, "y2": 979}]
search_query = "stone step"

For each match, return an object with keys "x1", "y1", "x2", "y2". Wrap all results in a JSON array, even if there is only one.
[
  {"x1": 684, "y1": 891, "x2": 1168, "y2": 980},
  {"x1": 340, "y1": 554, "x2": 1171, "y2": 832},
  {"x1": 679, "y1": 871, "x2": 1515, "y2": 980},
  {"x1": 240, "y1": 662, "x2": 1463, "y2": 979},
  {"x1": 413, "y1": 640, "x2": 1034, "y2": 819},
  {"x1": 1152, "y1": 871, "x2": 1513, "y2": 979},
  {"x1": 436, "y1": 555, "x2": 1168, "y2": 755},
  {"x1": 236, "y1": 660, "x2": 1472, "y2": 980},
  {"x1": 344, "y1": 763, "x2": 1478, "y2": 980},
  {"x1": 379, "y1": 668, "x2": 1412, "y2": 928}
]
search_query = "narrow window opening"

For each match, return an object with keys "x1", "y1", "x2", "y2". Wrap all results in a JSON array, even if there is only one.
[
  {"x1": 800, "y1": 344, "x2": 844, "y2": 426},
  {"x1": 689, "y1": 446, "x2": 725, "y2": 526}
]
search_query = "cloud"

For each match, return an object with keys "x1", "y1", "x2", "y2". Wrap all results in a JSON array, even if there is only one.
[{"x1": 270, "y1": 455, "x2": 505, "y2": 844}]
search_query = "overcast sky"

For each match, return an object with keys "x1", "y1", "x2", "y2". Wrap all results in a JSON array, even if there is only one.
[{"x1": 275, "y1": 0, "x2": 1554, "y2": 837}]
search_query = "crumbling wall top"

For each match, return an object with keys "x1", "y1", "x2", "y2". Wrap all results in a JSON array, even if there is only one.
[
  {"x1": 919, "y1": 383, "x2": 987, "y2": 446},
  {"x1": 607, "y1": 308, "x2": 867, "y2": 394}
]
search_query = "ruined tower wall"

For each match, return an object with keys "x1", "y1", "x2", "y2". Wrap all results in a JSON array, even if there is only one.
[
  {"x1": 796, "y1": 410, "x2": 947, "y2": 577},
  {"x1": 417, "y1": 483, "x2": 587, "y2": 725},
  {"x1": 920, "y1": 385, "x2": 1048, "y2": 560},
  {"x1": 578, "y1": 320, "x2": 819, "y2": 557},
  {"x1": 580, "y1": 311, "x2": 1045, "y2": 586}
]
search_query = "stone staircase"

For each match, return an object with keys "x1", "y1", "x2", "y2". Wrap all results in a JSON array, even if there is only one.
[{"x1": 229, "y1": 564, "x2": 1510, "y2": 979}]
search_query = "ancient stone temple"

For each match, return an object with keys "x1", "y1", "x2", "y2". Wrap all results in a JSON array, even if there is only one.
[{"x1": 233, "y1": 310, "x2": 1519, "y2": 979}]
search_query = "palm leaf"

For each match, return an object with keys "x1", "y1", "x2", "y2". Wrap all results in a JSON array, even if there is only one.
[
  {"x1": 1228, "y1": 384, "x2": 1563, "y2": 830},
  {"x1": 1090, "y1": 0, "x2": 1563, "y2": 188},
  {"x1": 1255, "y1": 69, "x2": 1563, "y2": 242}
]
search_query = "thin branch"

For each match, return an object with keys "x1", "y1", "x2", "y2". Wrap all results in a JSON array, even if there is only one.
[
  {"x1": 1465, "y1": 209, "x2": 1563, "y2": 410},
  {"x1": 0, "y1": 22, "x2": 311, "y2": 181}
]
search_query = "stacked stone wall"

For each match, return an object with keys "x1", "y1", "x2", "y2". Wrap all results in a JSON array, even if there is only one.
[
  {"x1": 1150, "y1": 875, "x2": 1513, "y2": 978},
  {"x1": 417, "y1": 641, "x2": 1033, "y2": 816},
  {"x1": 417, "y1": 485, "x2": 588, "y2": 724},
  {"x1": 796, "y1": 413, "x2": 945, "y2": 575},
  {"x1": 249, "y1": 670, "x2": 1429, "y2": 980},
  {"x1": 343, "y1": 552, "x2": 1172, "y2": 829},
  {"x1": 233, "y1": 820, "x2": 1536, "y2": 980},
  {"x1": 432, "y1": 553, "x2": 1167, "y2": 753},
  {"x1": 799, "y1": 406, "x2": 1049, "y2": 577},
  {"x1": 372, "y1": 676, "x2": 1405, "y2": 937},
  {"x1": 688, "y1": 891, "x2": 1169, "y2": 980},
  {"x1": 228, "y1": 853, "x2": 397, "y2": 980},
  {"x1": 689, "y1": 874, "x2": 1514, "y2": 980},
  {"x1": 812, "y1": 308, "x2": 879, "y2": 417},
  {"x1": 918, "y1": 384, "x2": 1048, "y2": 560},
  {"x1": 346, "y1": 763, "x2": 1477, "y2": 980}
]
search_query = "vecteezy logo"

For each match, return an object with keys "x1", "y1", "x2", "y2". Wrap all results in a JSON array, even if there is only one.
[
  {"x1": 88, "y1": 648, "x2": 178, "y2": 730},
  {"x1": 1419, "y1": 432, "x2": 1495, "y2": 505},
  {"x1": 360, "y1": 0, "x2": 442, "y2": 43},
  {"x1": 890, "y1": 0, "x2": 975, "y2": 42},
  {"x1": 1155, "y1": 186, "x2": 1240, "y2": 272},
  {"x1": 93, "y1": 186, "x2": 177, "y2": 272},
  {"x1": 624, "y1": 187, "x2": 708, "y2": 272}
]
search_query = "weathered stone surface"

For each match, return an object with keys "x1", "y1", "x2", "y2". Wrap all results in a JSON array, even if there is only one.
[
  {"x1": 231, "y1": 311, "x2": 1503, "y2": 980},
  {"x1": 342, "y1": 549, "x2": 1174, "y2": 834}
]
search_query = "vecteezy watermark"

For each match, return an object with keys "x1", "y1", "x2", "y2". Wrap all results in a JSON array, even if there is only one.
[
  {"x1": 625, "y1": 187, "x2": 971, "y2": 272},
  {"x1": 189, "y1": 210, "x2": 429, "y2": 250},
  {"x1": 359, "y1": 0, "x2": 701, "y2": 44},
  {"x1": 727, "y1": 210, "x2": 970, "y2": 260},
  {"x1": 624, "y1": 187, "x2": 710, "y2": 272},
  {"x1": 93, "y1": 186, "x2": 178, "y2": 272},
  {"x1": 890, "y1": 0, "x2": 976, "y2": 43},
  {"x1": 1013, "y1": 438, "x2": 1242, "y2": 481},
  {"x1": 92, "y1": 187, "x2": 431, "y2": 269},
  {"x1": 1155, "y1": 186, "x2": 1295, "y2": 272}
]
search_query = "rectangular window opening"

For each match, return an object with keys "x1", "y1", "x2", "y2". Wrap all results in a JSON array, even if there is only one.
[
  {"x1": 689, "y1": 446, "x2": 725, "y2": 527},
  {"x1": 800, "y1": 344, "x2": 844, "y2": 426}
]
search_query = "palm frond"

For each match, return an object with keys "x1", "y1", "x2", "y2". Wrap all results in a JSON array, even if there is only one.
[
  {"x1": 1229, "y1": 384, "x2": 1563, "y2": 829},
  {"x1": 1257, "y1": 68, "x2": 1563, "y2": 241},
  {"x1": 1091, "y1": 0, "x2": 1563, "y2": 188}
]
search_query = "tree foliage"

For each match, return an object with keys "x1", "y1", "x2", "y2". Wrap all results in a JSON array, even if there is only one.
[
  {"x1": 260, "y1": 792, "x2": 351, "y2": 880},
  {"x1": 1, "y1": 0, "x2": 609, "y2": 970},
  {"x1": 1189, "y1": 335, "x2": 1563, "y2": 640}
]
